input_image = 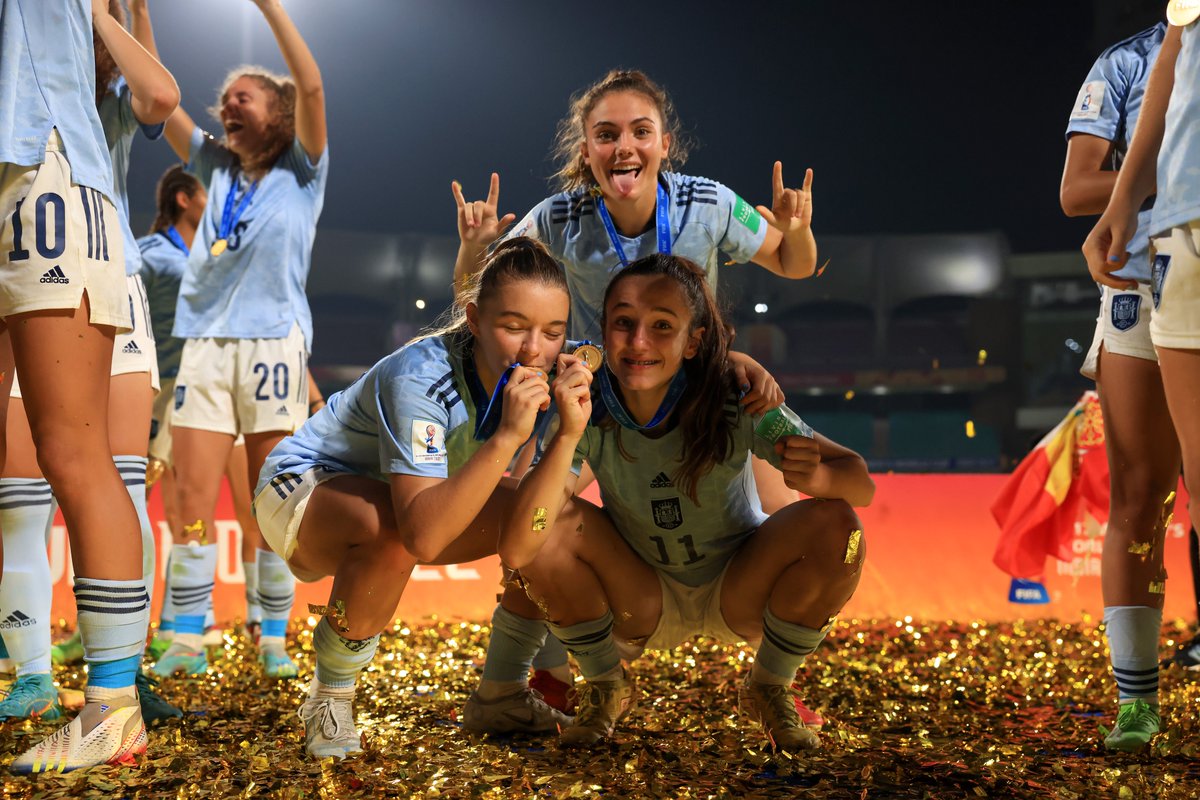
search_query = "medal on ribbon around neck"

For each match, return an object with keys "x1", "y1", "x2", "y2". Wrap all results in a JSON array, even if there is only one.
[
  {"x1": 211, "y1": 175, "x2": 259, "y2": 259},
  {"x1": 210, "y1": 238, "x2": 228, "y2": 257},
  {"x1": 1168, "y1": 0, "x2": 1200, "y2": 26}
]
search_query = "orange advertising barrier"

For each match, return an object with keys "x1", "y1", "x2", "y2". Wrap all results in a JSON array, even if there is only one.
[{"x1": 47, "y1": 474, "x2": 1195, "y2": 625}]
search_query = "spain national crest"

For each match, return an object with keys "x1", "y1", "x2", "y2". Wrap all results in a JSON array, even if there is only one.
[
  {"x1": 651, "y1": 497, "x2": 683, "y2": 530},
  {"x1": 1111, "y1": 293, "x2": 1140, "y2": 332}
]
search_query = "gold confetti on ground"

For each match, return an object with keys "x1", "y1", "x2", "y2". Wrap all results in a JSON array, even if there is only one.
[{"x1": 4, "y1": 618, "x2": 1200, "y2": 798}]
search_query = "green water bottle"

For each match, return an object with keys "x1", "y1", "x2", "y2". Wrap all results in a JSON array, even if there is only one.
[{"x1": 754, "y1": 405, "x2": 814, "y2": 442}]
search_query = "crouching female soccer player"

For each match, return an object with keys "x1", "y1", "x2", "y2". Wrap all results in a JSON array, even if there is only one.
[
  {"x1": 252, "y1": 239, "x2": 573, "y2": 759},
  {"x1": 499, "y1": 253, "x2": 874, "y2": 751}
]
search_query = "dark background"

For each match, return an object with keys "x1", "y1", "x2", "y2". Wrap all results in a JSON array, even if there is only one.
[{"x1": 126, "y1": 0, "x2": 1169, "y2": 253}]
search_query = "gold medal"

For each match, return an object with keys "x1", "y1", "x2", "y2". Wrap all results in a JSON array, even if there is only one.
[
  {"x1": 210, "y1": 238, "x2": 228, "y2": 257},
  {"x1": 572, "y1": 343, "x2": 604, "y2": 373},
  {"x1": 1168, "y1": 0, "x2": 1200, "y2": 26}
]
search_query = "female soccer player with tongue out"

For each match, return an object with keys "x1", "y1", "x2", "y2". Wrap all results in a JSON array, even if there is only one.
[{"x1": 453, "y1": 68, "x2": 828, "y2": 731}]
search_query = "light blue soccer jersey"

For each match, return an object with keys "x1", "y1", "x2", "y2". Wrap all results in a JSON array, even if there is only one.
[
  {"x1": 1153, "y1": 22, "x2": 1200, "y2": 236},
  {"x1": 138, "y1": 232, "x2": 188, "y2": 379},
  {"x1": 572, "y1": 395, "x2": 800, "y2": 587},
  {"x1": 259, "y1": 333, "x2": 548, "y2": 492},
  {"x1": 509, "y1": 173, "x2": 768, "y2": 341},
  {"x1": 99, "y1": 78, "x2": 165, "y2": 276},
  {"x1": 174, "y1": 128, "x2": 328, "y2": 349},
  {"x1": 1066, "y1": 24, "x2": 1165, "y2": 282},
  {"x1": 0, "y1": 0, "x2": 114, "y2": 201}
]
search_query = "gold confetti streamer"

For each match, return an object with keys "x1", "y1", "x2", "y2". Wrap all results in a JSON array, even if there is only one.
[
  {"x1": 1128, "y1": 542, "x2": 1152, "y2": 556},
  {"x1": 844, "y1": 390, "x2": 856, "y2": 401},
  {"x1": 1149, "y1": 581, "x2": 1166, "y2": 594},
  {"x1": 532, "y1": 507, "x2": 549, "y2": 532},
  {"x1": 815, "y1": 258, "x2": 831, "y2": 277},
  {"x1": 977, "y1": 349, "x2": 988, "y2": 366},
  {"x1": 965, "y1": 420, "x2": 976, "y2": 439},
  {"x1": 182, "y1": 518, "x2": 207, "y2": 544},
  {"x1": 307, "y1": 599, "x2": 349, "y2": 632},
  {"x1": 845, "y1": 529, "x2": 863, "y2": 564}
]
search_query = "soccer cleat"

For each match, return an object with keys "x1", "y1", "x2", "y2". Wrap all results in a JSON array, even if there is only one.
[
  {"x1": 1167, "y1": 633, "x2": 1200, "y2": 671},
  {"x1": 559, "y1": 674, "x2": 635, "y2": 747},
  {"x1": 9, "y1": 695, "x2": 146, "y2": 774},
  {"x1": 298, "y1": 692, "x2": 362, "y2": 759},
  {"x1": 258, "y1": 642, "x2": 299, "y2": 679},
  {"x1": 135, "y1": 670, "x2": 182, "y2": 726},
  {"x1": 530, "y1": 669, "x2": 576, "y2": 715},
  {"x1": 739, "y1": 679, "x2": 821, "y2": 752},
  {"x1": 0, "y1": 673, "x2": 63, "y2": 721},
  {"x1": 792, "y1": 687, "x2": 826, "y2": 730},
  {"x1": 151, "y1": 642, "x2": 208, "y2": 678},
  {"x1": 51, "y1": 630, "x2": 84, "y2": 666},
  {"x1": 462, "y1": 686, "x2": 573, "y2": 735},
  {"x1": 147, "y1": 636, "x2": 173, "y2": 662},
  {"x1": 1103, "y1": 699, "x2": 1160, "y2": 753}
]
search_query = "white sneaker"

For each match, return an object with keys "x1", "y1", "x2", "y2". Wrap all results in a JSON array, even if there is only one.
[
  {"x1": 462, "y1": 686, "x2": 572, "y2": 734},
  {"x1": 298, "y1": 690, "x2": 361, "y2": 759},
  {"x1": 10, "y1": 694, "x2": 146, "y2": 774}
]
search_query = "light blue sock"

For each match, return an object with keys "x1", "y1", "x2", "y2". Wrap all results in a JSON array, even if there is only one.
[
  {"x1": 1104, "y1": 605, "x2": 1161, "y2": 703},
  {"x1": 157, "y1": 551, "x2": 175, "y2": 636},
  {"x1": 312, "y1": 617, "x2": 378, "y2": 688},
  {"x1": 547, "y1": 612, "x2": 620, "y2": 680},
  {"x1": 0, "y1": 479, "x2": 55, "y2": 676},
  {"x1": 167, "y1": 542, "x2": 217, "y2": 637},
  {"x1": 243, "y1": 556, "x2": 262, "y2": 625},
  {"x1": 482, "y1": 605, "x2": 548, "y2": 682},
  {"x1": 753, "y1": 605, "x2": 826, "y2": 685},
  {"x1": 531, "y1": 628, "x2": 569, "y2": 672},
  {"x1": 256, "y1": 548, "x2": 294, "y2": 644},
  {"x1": 73, "y1": 577, "x2": 149, "y2": 689},
  {"x1": 114, "y1": 456, "x2": 156, "y2": 608}
]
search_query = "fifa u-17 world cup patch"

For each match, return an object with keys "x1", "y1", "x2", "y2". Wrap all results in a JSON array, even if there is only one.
[
  {"x1": 1111, "y1": 293, "x2": 1141, "y2": 331},
  {"x1": 1152, "y1": 254, "x2": 1171, "y2": 309},
  {"x1": 411, "y1": 420, "x2": 447, "y2": 464},
  {"x1": 1070, "y1": 81, "x2": 1105, "y2": 121},
  {"x1": 507, "y1": 210, "x2": 539, "y2": 241},
  {"x1": 732, "y1": 195, "x2": 762, "y2": 234}
]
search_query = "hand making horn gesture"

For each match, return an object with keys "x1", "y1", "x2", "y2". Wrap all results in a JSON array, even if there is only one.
[
  {"x1": 452, "y1": 172, "x2": 517, "y2": 250},
  {"x1": 756, "y1": 161, "x2": 814, "y2": 236}
]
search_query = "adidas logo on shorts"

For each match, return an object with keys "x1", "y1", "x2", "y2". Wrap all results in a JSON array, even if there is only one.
[
  {"x1": 0, "y1": 609, "x2": 35, "y2": 629},
  {"x1": 122, "y1": 341, "x2": 142, "y2": 355},
  {"x1": 39, "y1": 266, "x2": 69, "y2": 284},
  {"x1": 650, "y1": 472, "x2": 675, "y2": 489},
  {"x1": 276, "y1": 404, "x2": 290, "y2": 416}
]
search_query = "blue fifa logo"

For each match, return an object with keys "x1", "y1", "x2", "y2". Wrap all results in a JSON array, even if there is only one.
[
  {"x1": 1110, "y1": 293, "x2": 1141, "y2": 332},
  {"x1": 174, "y1": 385, "x2": 187, "y2": 410},
  {"x1": 1152, "y1": 254, "x2": 1171, "y2": 309}
]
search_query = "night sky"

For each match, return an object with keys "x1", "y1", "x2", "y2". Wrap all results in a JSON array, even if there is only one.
[{"x1": 124, "y1": 0, "x2": 1170, "y2": 254}]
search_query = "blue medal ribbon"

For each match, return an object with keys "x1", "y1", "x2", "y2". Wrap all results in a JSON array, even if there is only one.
[
  {"x1": 163, "y1": 225, "x2": 189, "y2": 255},
  {"x1": 214, "y1": 176, "x2": 259, "y2": 252},
  {"x1": 596, "y1": 365, "x2": 687, "y2": 431},
  {"x1": 594, "y1": 181, "x2": 672, "y2": 267},
  {"x1": 473, "y1": 363, "x2": 519, "y2": 441}
]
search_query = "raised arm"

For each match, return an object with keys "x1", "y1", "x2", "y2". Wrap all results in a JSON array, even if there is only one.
[
  {"x1": 452, "y1": 173, "x2": 516, "y2": 298},
  {"x1": 389, "y1": 366, "x2": 549, "y2": 562},
  {"x1": 253, "y1": 0, "x2": 326, "y2": 161},
  {"x1": 749, "y1": 162, "x2": 818, "y2": 279},
  {"x1": 776, "y1": 432, "x2": 875, "y2": 508},
  {"x1": 1084, "y1": 24, "x2": 1183, "y2": 283},
  {"x1": 498, "y1": 358, "x2": 592, "y2": 570},
  {"x1": 91, "y1": 0, "x2": 178, "y2": 125}
]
